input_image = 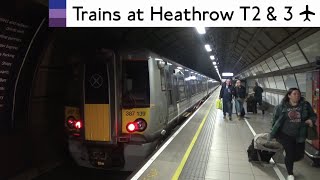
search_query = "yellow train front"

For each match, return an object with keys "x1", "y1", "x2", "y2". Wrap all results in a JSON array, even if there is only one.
[{"x1": 64, "y1": 49, "x2": 219, "y2": 170}]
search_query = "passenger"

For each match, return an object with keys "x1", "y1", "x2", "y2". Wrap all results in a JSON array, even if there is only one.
[
  {"x1": 253, "y1": 82, "x2": 264, "y2": 114},
  {"x1": 269, "y1": 88, "x2": 317, "y2": 180},
  {"x1": 234, "y1": 80, "x2": 246, "y2": 119},
  {"x1": 219, "y1": 79, "x2": 235, "y2": 120}
]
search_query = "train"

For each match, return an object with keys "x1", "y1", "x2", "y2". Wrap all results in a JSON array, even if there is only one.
[{"x1": 63, "y1": 48, "x2": 220, "y2": 171}]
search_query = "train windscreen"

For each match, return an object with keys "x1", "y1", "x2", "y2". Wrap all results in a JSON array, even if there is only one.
[{"x1": 122, "y1": 61, "x2": 150, "y2": 108}]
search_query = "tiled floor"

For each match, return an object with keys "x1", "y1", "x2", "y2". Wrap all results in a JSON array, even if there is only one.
[
  {"x1": 205, "y1": 111, "x2": 279, "y2": 180},
  {"x1": 204, "y1": 107, "x2": 320, "y2": 180}
]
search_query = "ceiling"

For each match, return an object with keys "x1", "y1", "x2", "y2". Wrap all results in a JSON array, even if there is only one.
[{"x1": 92, "y1": 27, "x2": 314, "y2": 81}]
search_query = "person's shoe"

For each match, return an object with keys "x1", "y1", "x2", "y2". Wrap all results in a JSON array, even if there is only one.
[
  {"x1": 287, "y1": 175, "x2": 294, "y2": 180},
  {"x1": 229, "y1": 116, "x2": 232, "y2": 120}
]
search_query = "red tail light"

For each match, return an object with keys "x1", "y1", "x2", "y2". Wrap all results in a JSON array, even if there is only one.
[
  {"x1": 126, "y1": 122, "x2": 136, "y2": 132},
  {"x1": 67, "y1": 117, "x2": 76, "y2": 129},
  {"x1": 66, "y1": 116, "x2": 83, "y2": 130},
  {"x1": 126, "y1": 118, "x2": 147, "y2": 133},
  {"x1": 75, "y1": 121, "x2": 82, "y2": 129}
]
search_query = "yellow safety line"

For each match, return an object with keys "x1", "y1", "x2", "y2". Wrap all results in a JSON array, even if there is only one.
[{"x1": 172, "y1": 97, "x2": 216, "y2": 180}]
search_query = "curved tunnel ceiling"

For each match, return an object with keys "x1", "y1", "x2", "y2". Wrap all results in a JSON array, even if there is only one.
[{"x1": 54, "y1": 27, "x2": 320, "y2": 81}]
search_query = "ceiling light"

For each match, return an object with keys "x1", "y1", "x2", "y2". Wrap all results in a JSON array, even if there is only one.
[
  {"x1": 212, "y1": 62, "x2": 216, "y2": 65},
  {"x1": 195, "y1": 27, "x2": 206, "y2": 34},
  {"x1": 177, "y1": 67, "x2": 183, "y2": 70},
  {"x1": 205, "y1": 44, "x2": 212, "y2": 52},
  {"x1": 210, "y1": 55, "x2": 215, "y2": 60},
  {"x1": 222, "y1": 72, "x2": 234, "y2": 76}
]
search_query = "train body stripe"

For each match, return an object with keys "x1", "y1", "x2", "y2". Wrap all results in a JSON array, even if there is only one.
[{"x1": 84, "y1": 104, "x2": 111, "y2": 141}]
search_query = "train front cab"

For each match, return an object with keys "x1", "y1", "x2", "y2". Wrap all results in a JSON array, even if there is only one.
[
  {"x1": 64, "y1": 49, "x2": 156, "y2": 170},
  {"x1": 64, "y1": 50, "x2": 125, "y2": 169}
]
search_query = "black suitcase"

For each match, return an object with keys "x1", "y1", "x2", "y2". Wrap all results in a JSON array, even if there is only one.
[
  {"x1": 247, "y1": 102, "x2": 256, "y2": 113},
  {"x1": 247, "y1": 139, "x2": 275, "y2": 163},
  {"x1": 246, "y1": 96, "x2": 256, "y2": 113}
]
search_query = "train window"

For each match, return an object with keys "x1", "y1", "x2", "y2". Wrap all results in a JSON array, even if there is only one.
[
  {"x1": 173, "y1": 77, "x2": 179, "y2": 102},
  {"x1": 191, "y1": 80, "x2": 196, "y2": 95},
  {"x1": 298, "y1": 31, "x2": 320, "y2": 63},
  {"x1": 166, "y1": 69, "x2": 172, "y2": 90},
  {"x1": 202, "y1": 81, "x2": 206, "y2": 91},
  {"x1": 178, "y1": 77, "x2": 186, "y2": 101},
  {"x1": 274, "y1": 76, "x2": 286, "y2": 90},
  {"x1": 168, "y1": 90, "x2": 173, "y2": 105},
  {"x1": 283, "y1": 74, "x2": 298, "y2": 90},
  {"x1": 295, "y1": 73, "x2": 307, "y2": 93},
  {"x1": 265, "y1": 57, "x2": 279, "y2": 71},
  {"x1": 160, "y1": 69, "x2": 166, "y2": 91},
  {"x1": 85, "y1": 62, "x2": 109, "y2": 104},
  {"x1": 283, "y1": 44, "x2": 308, "y2": 67},
  {"x1": 122, "y1": 61, "x2": 150, "y2": 108},
  {"x1": 273, "y1": 52, "x2": 290, "y2": 70}
]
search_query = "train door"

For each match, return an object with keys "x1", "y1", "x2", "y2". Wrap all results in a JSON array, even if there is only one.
[
  {"x1": 165, "y1": 65, "x2": 176, "y2": 122},
  {"x1": 83, "y1": 51, "x2": 116, "y2": 143}
]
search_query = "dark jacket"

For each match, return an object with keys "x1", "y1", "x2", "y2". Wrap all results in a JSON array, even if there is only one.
[
  {"x1": 253, "y1": 86, "x2": 263, "y2": 100},
  {"x1": 219, "y1": 85, "x2": 235, "y2": 101},
  {"x1": 270, "y1": 97, "x2": 317, "y2": 142},
  {"x1": 234, "y1": 85, "x2": 246, "y2": 99}
]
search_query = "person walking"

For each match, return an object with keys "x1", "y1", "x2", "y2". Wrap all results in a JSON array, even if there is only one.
[
  {"x1": 234, "y1": 80, "x2": 246, "y2": 119},
  {"x1": 269, "y1": 88, "x2": 317, "y2": 180},
  {"x1": 219, "y1": 79, "x2": 235, "y2": 120},
  {"x1": 253, "y1": 82, "x2": 264, "y2": 114}
]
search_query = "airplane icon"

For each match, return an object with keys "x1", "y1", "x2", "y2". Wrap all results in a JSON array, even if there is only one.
[{"x1": 299, "y1": 5, "x2": 315, "y2": 21}]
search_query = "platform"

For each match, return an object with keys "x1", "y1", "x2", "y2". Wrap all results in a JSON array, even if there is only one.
[{"x1": 128, "y1": 87, "x2": 320, "y2": 180}]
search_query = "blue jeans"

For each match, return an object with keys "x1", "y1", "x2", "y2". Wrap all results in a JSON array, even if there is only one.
[
  {"x1": 235, "y1": 98, "x2": 244, "y2": 115},
  {"x1": 222, "y1": 99, "x2": 232, "y2": 117}
]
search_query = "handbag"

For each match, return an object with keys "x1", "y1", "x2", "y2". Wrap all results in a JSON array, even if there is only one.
[
  {"x1": 216, "y1": 99, "x2": 222, "y2": 110},
  {"x1": 301, "y1": 102, "x2": 319, "y2": 140},
  {"x1": 307, "y1": 125, "x2": 318, "y2": 140}
]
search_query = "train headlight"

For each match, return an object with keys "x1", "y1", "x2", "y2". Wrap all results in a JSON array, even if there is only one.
[{"x1": 126, "y1": 118, "x2": 147, "y2": 133}]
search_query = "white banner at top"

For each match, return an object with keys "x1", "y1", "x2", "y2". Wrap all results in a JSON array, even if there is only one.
[{"x1": 65, "y1": 0, "x2": 320, "y2": 27}]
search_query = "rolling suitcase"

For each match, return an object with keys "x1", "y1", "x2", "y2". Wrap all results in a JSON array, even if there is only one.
[
  {"x1": 247, "y1": 139, "x2": 275, "y2": 163},
  {"x1": 246, "y1": 96, "x2": 256, "y2": 113}
]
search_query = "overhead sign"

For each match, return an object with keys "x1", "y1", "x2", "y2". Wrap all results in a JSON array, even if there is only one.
[{"x1": 49, "y1": 0, "x2": 320, "y2": 27}]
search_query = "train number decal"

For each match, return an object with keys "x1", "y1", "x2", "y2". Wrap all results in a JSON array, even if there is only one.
[
  {"x1": 124, "y1": 111, "x2": 146, "y2": 116},
  {"x1": 125, "y1": 111, "x2": 135, "y2": 116}
]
